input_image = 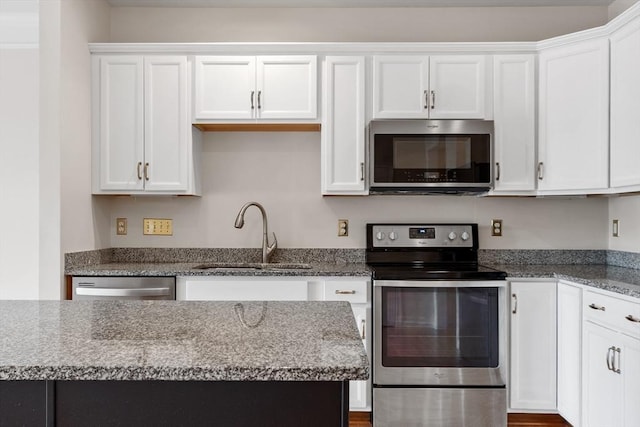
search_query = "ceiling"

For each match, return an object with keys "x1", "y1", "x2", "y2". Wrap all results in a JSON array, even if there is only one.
[{"x1": 106, "y1": 0, "x2": 616, "y2": 7}]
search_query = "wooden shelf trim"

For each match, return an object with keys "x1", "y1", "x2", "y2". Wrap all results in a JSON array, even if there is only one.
[{"x1": 193, "y1": 123, "x2": 321, "y2": 132}]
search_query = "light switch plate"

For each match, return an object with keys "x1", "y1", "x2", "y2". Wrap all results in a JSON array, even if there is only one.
[
  {"x1": 143, "y1": 218, "x2": 173, "y2": 236},
  {"x1": 613, "y1": 219, "x2": 620, "y2": 237}
]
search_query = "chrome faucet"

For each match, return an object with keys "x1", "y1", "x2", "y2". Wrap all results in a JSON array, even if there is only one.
[{"x1": 234, "y1": 202, "x2": 277, "y2": 264}]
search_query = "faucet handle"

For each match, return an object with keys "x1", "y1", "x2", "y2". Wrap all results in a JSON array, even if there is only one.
[{"x1": 268, "y1": 232, "x2": 277, "y2": 252}]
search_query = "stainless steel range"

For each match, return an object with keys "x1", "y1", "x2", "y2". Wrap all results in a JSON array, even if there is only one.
[{"x1": 367, "y1": 223, "x2": 508, "y2": 427}]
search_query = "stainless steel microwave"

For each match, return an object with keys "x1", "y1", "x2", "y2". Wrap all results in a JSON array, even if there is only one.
[{"x1": 369, "y1": 120, "x2": 494, "y2": 195}]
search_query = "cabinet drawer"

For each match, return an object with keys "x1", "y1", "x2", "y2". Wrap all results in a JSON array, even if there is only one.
[
  {"x1": 584, "y1": 289, "x2": 640, "y2": 338},
  {"x1": 323, "y1": 280, "x2": 369, "y2": 303}
]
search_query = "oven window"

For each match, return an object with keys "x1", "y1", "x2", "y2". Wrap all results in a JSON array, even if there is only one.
[
  {"x1": 393, "y1": 136, "x2": 472, "y2": 170},
  {"x1": 381, "y1": 287, "x2": 499, "y2": 368}
]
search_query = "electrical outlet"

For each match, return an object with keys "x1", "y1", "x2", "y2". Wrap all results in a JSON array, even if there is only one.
[
  {"x1": 143, "y1": 218, "x2": 173, "y2": 236},
  {"x1": 338, "y1": 219, "x2": 349, "y2": 237},
  {"x1": 491, "y1": 219, "x2": 503, "y2": 237},
  {"x1": 613, "y1": 219, "x2": 620, "y2": 237},
  {"x1": 116, "y1": 218, "x2": 127, "y2": 235}
]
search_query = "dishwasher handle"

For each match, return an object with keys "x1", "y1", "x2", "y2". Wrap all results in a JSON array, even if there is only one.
[{"x1": 75, "y1": 287, "x2": 171, "y2": 298}]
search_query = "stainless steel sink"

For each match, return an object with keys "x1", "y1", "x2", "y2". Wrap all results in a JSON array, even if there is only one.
[{"x1": 192, "y1": 262, "x2": 312, "y2": 270}]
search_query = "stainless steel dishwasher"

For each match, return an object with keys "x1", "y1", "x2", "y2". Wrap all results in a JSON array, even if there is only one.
[{"x1": 72, "y1": 277, "x2": 176, "y2": 300}]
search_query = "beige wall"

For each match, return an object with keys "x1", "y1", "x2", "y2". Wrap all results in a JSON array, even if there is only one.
[
  {"x1": 609, "y1": 0, "x2": 638, "y2": 19},
  {"x1": 109, "y1": 6, "x2": 607, "y2": 43},
  {"x1": 60, "y1": 0, "x2": 111, "y2": 259},
  {"x1": 108, "y1": 133, "x2": 609, "y2": 249}
]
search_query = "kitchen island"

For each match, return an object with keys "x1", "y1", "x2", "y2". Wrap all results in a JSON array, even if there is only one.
[{"x1": 0, "y1": 300, "x2": 368, "y2": 426}]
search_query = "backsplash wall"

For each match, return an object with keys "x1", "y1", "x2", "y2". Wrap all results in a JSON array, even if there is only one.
[{"x1": 108, "y1": 132, "x2": 609, "y2": 250}]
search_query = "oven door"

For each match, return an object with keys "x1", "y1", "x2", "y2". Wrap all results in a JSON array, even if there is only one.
[{"x1": 373, "y1": 280, "x2": 507, "y2": 386}]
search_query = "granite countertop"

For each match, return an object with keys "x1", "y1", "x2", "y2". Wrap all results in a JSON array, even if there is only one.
[
  {"x1": 0, "y1": 300, "x2": 369, "y2": 382},
  {"x1": 493, "y1": 264, "x2": 640, "y2": 299},
  {"x1": 65, "y1": 261, "x2": 372, "y2": 277}
]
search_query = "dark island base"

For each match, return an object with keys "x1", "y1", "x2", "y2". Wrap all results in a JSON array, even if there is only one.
[{"x1": 1, "y1": 380, "x2": 349, "y2": 427}]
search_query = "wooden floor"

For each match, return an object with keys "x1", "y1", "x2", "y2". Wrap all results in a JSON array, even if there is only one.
[{"x1": 349, "y1": 412, "x2": 571, "y2": 426}]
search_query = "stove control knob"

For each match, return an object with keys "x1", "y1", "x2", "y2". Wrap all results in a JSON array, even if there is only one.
[
  {"x1": 388, "y1": 231, "x2": 398, "y2": 241},
  {"x1": 376, "y1": 231, "x2": 386, "y2": 241},
  {"x1": 448, "y1": 231, "x2": 457, "y2": 241},
  {"x1": 461, "y1": 231, "x2": 470, "y2": 241}
]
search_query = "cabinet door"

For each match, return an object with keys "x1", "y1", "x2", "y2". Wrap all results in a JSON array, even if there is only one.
[
  {"x1": 622, "y1": 334, "x2": 640, "y2": 427},
  {"x1": 372, "y1": 56, "x2": 429, "y2": 119},
  {"x1": 144, "y1": 56, "x2": 190, "y2": 192},
  {"x1": 492, "y1": 55, "x2": 536, "y2": 193},
  {"x1": 193, "y1": 56, "x2": 256, "y2": 120},
  {"x1": 582, "y1": 322, "x2": 622, "y2": 427},
  {"x1": 349, "y1": 303, "x2": 370, "y2": 411},
  {"x1": 96, "y1": 55, "x2": 144, "y2": 191},
  {"x1": 256, "y1": 56, "x2": 317, "y2": 119},
  {"x1": 321, "y1": 56, "x2": 366, "y2": 194},
  {"x1": 610, "y1": 15, "x2": 640, "y2": 189},
  {"x1": 538, "y1": 38, "x2": 609, "y2": 193},
  {"x1": 509, "y1": 281, "x2": 557, "y2": 411},
  {"x1": 177, "y1": 278, "x2": 308, "y2": 301},
  {"x1": 429, "y1": 55, "x2": 486, "y2": 119},
  {"x1": 557, "y1": 282, "x2": 582, "y2": 427}
]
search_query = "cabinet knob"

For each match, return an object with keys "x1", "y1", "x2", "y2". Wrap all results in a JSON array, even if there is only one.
[
  {"x1": 250, "y1": 90, "x2": 255, "y2": 110},
  {"x1": 423, "y1": 90, "x2": 429, "y2": 109},
  {"x1": 511, "y1": 293, "x2": 518, "y2": 314},
  {"x1": 589, "y1": 303, "x2": 605, "y2": 311},
  {"x1": 137, "y1": 162, "x2": 143, "y2": 180},
  {"x1": 144, "y1": 163, "x2": 149, "y2": 181},
  {"x1": 430, "y1": 90, "x2": 435, "y2": 110},
  {"x1": 496, "y1": 162, "x2": 500, "y2": 181},
  {"x1": 335, "y1": 290, "x2": 356, "y2": 295}
]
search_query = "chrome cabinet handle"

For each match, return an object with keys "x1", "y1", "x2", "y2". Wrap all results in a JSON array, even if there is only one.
[
  {"x1": 589, "y1": 303, "x2": 606, "y2": 311},
  {"x1": 335, "y1": 290, "x2": 356, "y2": 295},
  {"x1": 361, "y1": 319, "x2": 366, "y2": 340},
  {"x1": 250, "y1": 90, "x2": 255, "y2": 109},
  {"x1": 137, "y1": 162, "x2": 143, "y2": 180},
  {"x1": 360, "y1": 162, "x2": 365, "y2": 181},
  {"x1": 257, "y1": 90, "x2": 262, "y2": 109},
  {"x1": 144, "y1": 162, "x2": 149, "y2": 181},
  {"x1": 626, "y1": 314, "x2": 640, "y2": 323},
  {"x1": 423, "y1": 90, "x2": 429, "y2": 109},
  {"x1": 537, "y1": 162, "x2": 544, "y2": 180},
  {"x1": 606, "y1": 346, "x2": 614, "y2": 371},
  {"x1": 511, "y1": 293, "x2": 517, "y2": 314},
  {"x1": 430, "y1": 90, "x2": 435, "y2": 109},
  {"x1": 613, "y1": 347, "x2": 621, "y2": 374},
  {"x1": 496, "y1": 162, "x2": 501, "y2": 181}
]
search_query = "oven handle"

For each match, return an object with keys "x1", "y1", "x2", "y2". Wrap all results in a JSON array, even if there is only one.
[{"x1": 373, "y1": 280, "x2": 507, "y2": 288}]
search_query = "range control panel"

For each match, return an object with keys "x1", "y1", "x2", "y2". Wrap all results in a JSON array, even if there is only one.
[{"x1": 370, "y1": 224, "x2": 475, "y2": 248}]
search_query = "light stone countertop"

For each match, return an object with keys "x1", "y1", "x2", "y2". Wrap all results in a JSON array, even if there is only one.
[
  {"x1": 492, "y1": 264, "x2": 640, "y2": 299},
  {"x1": 65, "y1": 261, "x2": 372, "y2": 278},
  {"x1": 0, "y1": 300, "x2": 369, "y2": 382}
]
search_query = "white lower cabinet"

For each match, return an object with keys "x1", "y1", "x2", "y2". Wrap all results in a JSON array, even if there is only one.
[
  {"x1": 582, "y1": 289, "x2": 640, "y2": 427},
  {"x1": 176, "y1": 275, "x2": 371, "y2": 412},
  {"x1": 557, "y1": 281, "x2": 582, "y2": 426},
  {"x1": 322, "y1": 278, "x2": 371, "y2": 412},
  {"x1": 509, "y1": 280, "x2": 557, "y2": 411}
]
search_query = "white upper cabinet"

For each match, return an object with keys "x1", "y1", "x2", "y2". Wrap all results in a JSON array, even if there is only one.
[
  {"x1": 537, "y1": 38, "x2": 609, "y2": 193},
  {"x1": 491, "y1": 54, "x2": 537, "y2": 193},
  {"x1": 321, "y1": 56, "x2": 367, "y2": 195},
  {"x1": 372, "y1": 55, "x2": 487, "y2": 119},
  {"x1": 193, "y1": 55, "x2": 317, "y2": 121},
  {"x1": 610, "y1": 15, "x2": 640, "y2": 190},
  {"x1": 92, "y1": 55, "x2": 200, "y2": 195}
]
